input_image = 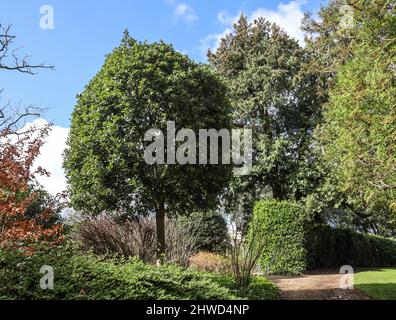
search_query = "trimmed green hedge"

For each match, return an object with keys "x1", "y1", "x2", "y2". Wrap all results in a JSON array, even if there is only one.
[
  {"x1": 252, "y1": 200, "x2": 396, "y2": 275},
  {"x1": 252, "y1": 200, "x2": 309, "y2": 275},
  {"x1": 307, "y1": 225, "x2": 396, "y2": 270},
  {"x1": 0, "y1": 245, "x2": 278, "y2": 300}
]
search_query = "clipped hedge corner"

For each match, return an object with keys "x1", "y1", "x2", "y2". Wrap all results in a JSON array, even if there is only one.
[
  {"x1": 252, "y1": 200, "x2": 309, "y2": 275},
  {"x1": 252, "y1": 200, "x2": 396, "y2": 275}
]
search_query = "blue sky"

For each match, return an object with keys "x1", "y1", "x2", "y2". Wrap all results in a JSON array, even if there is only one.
[
  {"x1": 1, "y1": 0, "x2": 326, "y2": 127},
  {"x1": 1, "y1": 0, "x2": 326, "y2": 195}
]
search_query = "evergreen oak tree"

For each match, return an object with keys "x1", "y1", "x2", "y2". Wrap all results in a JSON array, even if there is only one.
[{"x1": 64, "y1": 32, "x2": 232, "y2": 257}]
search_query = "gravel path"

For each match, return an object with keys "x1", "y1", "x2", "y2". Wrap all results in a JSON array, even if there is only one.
[{"x1": 268, "y1": 270, "x2": 372, "y2": 300}]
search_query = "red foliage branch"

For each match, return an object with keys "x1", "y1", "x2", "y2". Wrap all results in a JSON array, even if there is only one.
[{"x1": 0, "y1": 124, "x2": 63, "y2": 253}]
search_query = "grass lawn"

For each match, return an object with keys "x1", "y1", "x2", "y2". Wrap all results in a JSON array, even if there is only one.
[{"x1": 355, "y1": 268, "x2": 396, "y2": 300}]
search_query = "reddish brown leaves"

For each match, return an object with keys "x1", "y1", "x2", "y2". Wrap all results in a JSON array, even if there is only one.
[{"x1": 0, "y1": 124, "x2": 63, "y2": 253}]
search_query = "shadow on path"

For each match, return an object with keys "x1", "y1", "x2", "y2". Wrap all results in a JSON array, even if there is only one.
[{"x1": 268, "y1": 270, "x2": 372, "y2": 300}]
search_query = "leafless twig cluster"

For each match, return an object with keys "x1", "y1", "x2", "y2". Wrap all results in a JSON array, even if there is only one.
[
  {"x1": 0, "y1": 24, "x2": 54, "y2": 75},
  {"x1": 0, "y1": 24, "x2": 53, "y2": 134},
  {"x1": 74, "y1": 213, "x2": 199, "y2": 267},
  {"x1": 228, "y1": 213, "x2": 266, "y2": 287}
]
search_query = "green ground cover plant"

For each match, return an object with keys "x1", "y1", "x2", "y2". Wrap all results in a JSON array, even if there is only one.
[{"x1": 0, "y1": 245, "x2": 279, "y2": 300}]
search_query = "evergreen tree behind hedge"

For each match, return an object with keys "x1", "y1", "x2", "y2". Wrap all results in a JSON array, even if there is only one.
[{"x1": 208, "y1": 14, "x2": 322, "y2": 223}]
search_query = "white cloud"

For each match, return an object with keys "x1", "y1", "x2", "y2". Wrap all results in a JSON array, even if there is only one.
[
  {"x1": 22, "y1": 119, "x2": 69, "y2": 196},
  {"x1": 200, "y1": 0, "x2": 306, "y2": 58},
  {"x1": 173, "y1": 3, "x2": 198, "y2": 24},
  {"x1": 199, "y1": 28, "x2": 232, "y2": 56},
  {"x1": 199, "y1": 11, "x2": 240, "y2": 54},
  {"x1": 250, "y1": 0, "x2": 306, "y2": 44},
  {"x1": 217, "y1": 10, "x2": 239, "y2": 26}
]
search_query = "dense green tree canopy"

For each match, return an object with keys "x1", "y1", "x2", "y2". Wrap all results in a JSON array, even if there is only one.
[
  {"x1": 208, "y1": 15, "x2": 321, "y2": 221},
  {"x1": 302, "y1": 0, "x2": 358, "y2": 98},
  {"x1": 311, "y1": 0, "x2": 396, "y2": 235},
  {"x1": 64, "y1": 32, "x2": 232, "y2": 255}
]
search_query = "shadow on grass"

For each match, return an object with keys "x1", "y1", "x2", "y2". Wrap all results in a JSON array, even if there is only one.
[
  {"x1": 355, "y1": 283, "x2": 396, "y2": 300},
  {"x1": 354, "y1": 268, "x2": 396, "y2": 300},
  {"x1": 276, "y1": 288, "x2": 372, "y2": 300}
]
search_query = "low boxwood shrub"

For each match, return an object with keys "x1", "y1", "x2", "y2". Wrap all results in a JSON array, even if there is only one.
[{"x1": 251, "y1": 200, "x2": 396, "y2": 275}]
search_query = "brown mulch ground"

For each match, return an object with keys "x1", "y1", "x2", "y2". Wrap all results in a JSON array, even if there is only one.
[{"x1": 268, "y1": 270, "x2": 372, "y2": 300}]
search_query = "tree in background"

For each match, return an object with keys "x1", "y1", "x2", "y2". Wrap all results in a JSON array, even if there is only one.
[
  {"x1": 301, "y1": 0, "x2": 358, "y2": 98},
  {"x1": 183, "y1": 211, "x2": 229, "y2": 253},
  {"x1": 313, "y1": 0, "x2": 396, "y2": 236},
  {"x1": 64, "y1": 32, "x2": 232, "y2": 258},
  {"x1": 24, "y1": 184, "x2": 64, "y2": 228},
  {"x1": 208, "y1": 15, "x2": 321, "y2": 223}
]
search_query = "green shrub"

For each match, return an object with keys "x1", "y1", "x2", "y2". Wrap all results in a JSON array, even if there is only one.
[
  {"x1": 252, "y1": 200, "x2": 309, "y2": 275},
  {"x1": 251, "y1": 200, "x2": 396, "y2": 275},
  {"x1": 183, "y1": 211, "x2": 229, "y2": 253},
  {"x1": 0, "y1": 245, "x2": 278, "y2": 300},
  {"x1": 307, "y1": 225, "x2": 396, "y2": 269},
  {"x1": 207, "y1": 274, "x2": 279, "y2": 300}
]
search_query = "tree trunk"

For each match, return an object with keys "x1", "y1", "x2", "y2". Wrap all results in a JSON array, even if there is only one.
[
  {"x1": 294, "y1": 188, "x2": 303, "y2": 201},
  {"x1": 155, "y1": 201, "x2": 166, "y2": 262},
  {"x1": 271, "y1": 183, "x2": 285, "y2": 200}
]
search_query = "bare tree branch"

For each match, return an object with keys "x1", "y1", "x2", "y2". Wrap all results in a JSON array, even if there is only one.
[
  {"x1": 0, "y1": 103, "x2": 48, "y2": 135},
  {"x1": 0, "y1": 24, "x2": 54, "y2": 74},
  {"x1": 0, "y1": 24, "x2": 53, "y2": 133}
]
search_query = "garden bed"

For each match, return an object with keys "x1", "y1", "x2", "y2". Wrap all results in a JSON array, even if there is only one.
[{"x1": 0, "y1": 247, "x2": 279, "y2": 300}]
